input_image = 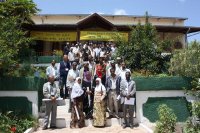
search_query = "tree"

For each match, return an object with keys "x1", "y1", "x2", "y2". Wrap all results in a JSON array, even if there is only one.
[
  {"x1": 116, "y1": 12, "x2": 172, "y2": 74},
  {"x1": 169, "y1": 40, "x2": 200, "y2": 78},
  {"x1": 170, "y1": 41, "x2": 200, "y2": 132},
  {"x1": 169, "y1": 40, "x2": 200, "y2": 97},
  {"x1": 0, "y1": 0, "x2": 39, "y2": 76}
]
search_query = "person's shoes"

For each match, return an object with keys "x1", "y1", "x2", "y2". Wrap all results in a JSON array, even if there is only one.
[
  {"x1": 122, "y1": 124, "x2": 127, "y2": 129},
  {"x1": 42, "y1": 126, "x2": 48, "y2": 130},
  {"x1": 130, "y1": 124, "x2": 134, "y2": 129},
  {"x1": 50, "y1": 126, "x2": 57, "y2": 129}
]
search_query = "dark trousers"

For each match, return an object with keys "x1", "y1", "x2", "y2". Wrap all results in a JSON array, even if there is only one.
[
  {"x1": 82, "y1": 80, "x2": 93, "y2": 118},
  {"x1": 123, "y1": 104, "x2": 134, "y2": 126},
  {"x1": 60, "y1": 76, "x2": 68, "y2": 98}
]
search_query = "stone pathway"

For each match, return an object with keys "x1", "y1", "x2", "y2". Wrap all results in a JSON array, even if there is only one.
[
  {"x1": 34, "y1": 99, "x2": 148, "y2": 133},
  {"x1": 34, "y1": 126, "x2": 147, "y2": 133}
]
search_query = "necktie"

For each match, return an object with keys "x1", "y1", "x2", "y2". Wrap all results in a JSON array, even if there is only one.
[{"x1": 50, "y1": 84, "x2": 54, "y2": 96}]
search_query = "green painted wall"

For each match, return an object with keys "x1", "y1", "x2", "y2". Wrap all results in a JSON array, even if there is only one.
[
  {"x1": 0, "y1": 76, "x2": 192, "y2": 116},
  {"x1": 133, "y1": 76, "x2": 192, "y2": 91},
  {"x1": 0, "y1": 97, "x2": 32, "y2": 114},
  {"x1": 37, "y1": 56, "x2": 61, "y2": 63},
  {"x1": 143, "y1": 97, "x2": 190, "y2": 122},
  {"x1": 0, "y1": 77, "x2": 46, "y2": 108}
]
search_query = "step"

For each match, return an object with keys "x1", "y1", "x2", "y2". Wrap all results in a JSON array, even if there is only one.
[
  {"x1": 38, "y1": 118, "x2": 66, "y2": 128},
  {"x1": 38, "y1": 112, "x2": 45, "y2": 118},
  {"x1": 39, "y1": 117, "x2": 138, "y2": 128},
  {"x1": 57, "y1": 99, "x2": 66, "y2": 106},
  {"x1": 40, "y1": 106, "x2": 46, "y2": 113},
  {"x1": 56, "y1": 118, "x2": 66, "y2": 128},
  {"x1": 106, "y1": 118, "x2": 122, "y2": 126}
]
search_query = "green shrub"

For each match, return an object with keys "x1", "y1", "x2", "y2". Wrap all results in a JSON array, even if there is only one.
[
  {"x1": 192, "y1": 102, "x2": 200, "y2": 118},
  {"x1": 0, "y1": 111, "x2": 37, "y2": 133},
  {"x1": 183, "y1": 118, "x2": 200, "y2": 133},
  {"x1": 155, "y1": 104, "x2": 177, "y2": 133}
]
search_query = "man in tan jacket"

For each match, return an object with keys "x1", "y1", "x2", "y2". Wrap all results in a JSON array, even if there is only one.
[{"x1": 43, "y1": 76, "x2": 60, "y2": 130}]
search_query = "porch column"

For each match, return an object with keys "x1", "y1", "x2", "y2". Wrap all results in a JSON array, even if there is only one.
[{"x1": 43, "y1": 41, "x2": 52, "y2": 55}]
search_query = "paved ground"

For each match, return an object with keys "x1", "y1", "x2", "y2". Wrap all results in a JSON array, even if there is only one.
[
  {"x1": 34, "y1": 99, "x2": 148, "y2": 133},
  {"x1": 34, "y1": 126, "x2": 147, "y2": 133}
]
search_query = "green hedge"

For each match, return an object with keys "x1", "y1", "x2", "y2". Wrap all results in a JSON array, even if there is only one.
[
  {"x1": 143, "y1": 97, "x2": 190, "y2": 122},
  {"x1": 37, "y1": 56, "x2": 61, "y2": 63},
  {"x1": 133, "y1": 76, "x2": 192, "y2": 91},
  {"x1": 0, "y1": 97, "x2": 32, "y2": 115}
]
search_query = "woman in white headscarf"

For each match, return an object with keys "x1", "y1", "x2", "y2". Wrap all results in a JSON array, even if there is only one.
[
  {"x1": 70, "y1": 77, "x2": 85, "y2": 128},
  {"x1": 93, "y1": 78, "x2": 106, "y2": 127}
]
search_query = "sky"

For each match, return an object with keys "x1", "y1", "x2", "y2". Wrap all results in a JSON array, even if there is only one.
[{"x1": 33, "y1": 0, "x2": 200, "y2": 42}]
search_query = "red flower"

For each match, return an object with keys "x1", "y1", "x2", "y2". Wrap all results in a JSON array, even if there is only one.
[{"x1": 10, "y1": 126, "x2": 16, "y2": 132}]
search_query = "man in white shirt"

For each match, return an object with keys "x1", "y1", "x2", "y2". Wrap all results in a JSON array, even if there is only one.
[
  {"x1": 73, "y1": 44, "x2": 79, "y2": 55},
  {"x1": 94, "y1": 45, "x2": 101, "y2": 58},
  {"x1": 68, "y1": 48, "x2": 75, "y2": 64},
  {"x1": 107, "y1": 60, "x2": 121, "y2": 77},
  {"x1": 46, "y1": 60, "x2": 59, "y2": 80},
  {"x1": 66, "y1": 62, "x2": 79, "y2": 112},
  {"x1": 120, "y1": 62, "x2": 131, "y2": 80}
]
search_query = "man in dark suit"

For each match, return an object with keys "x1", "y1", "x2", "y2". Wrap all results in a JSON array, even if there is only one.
[{"x1": 59, "y1": 54, "x2": 70, "y2": 98}]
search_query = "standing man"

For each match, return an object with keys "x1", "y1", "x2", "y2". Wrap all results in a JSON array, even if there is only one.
[
  {"x1": 106, "y1": 68, "x2": 121, "y2": 118},
  {"x1": 46, "y1": 60, "x2": 59, "y2": 80},
  {"x1": 59, "y1": 55, "x2": 70, "y2": 98},
  {"x1": 120, "y1": 62, "x2": 131, "y2": 80},
  {"x1": 66, "y1": 62, "x2": 79, "y2": 112},
  {"x1": 64, "y1": 42, "x2": 70, "y2": 55},
  {"x1": 68, "y1": 48, "x2": 75, "y2": 65},
  {"x1": 107, "y1": 60, "x2": 121, "y2": 78},
  {"x1": 120, "y1": 71, "x2": 136, "y2": 129},
  {"x1": 42, "y1": 76, "x2": 60, "y2": 130}
]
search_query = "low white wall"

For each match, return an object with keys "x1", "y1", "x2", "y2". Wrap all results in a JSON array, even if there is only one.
[
  {"x1": 0, "y1": 91, "x2": 38, "y2": 117},
  {"x1": 135, "y1": 90, "x2": 185, "y2": 123}
]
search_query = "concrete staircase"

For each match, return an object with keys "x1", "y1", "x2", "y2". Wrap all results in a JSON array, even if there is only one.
[{"x1": 38, "y1": 99, "x2": 131, "y2": 128}]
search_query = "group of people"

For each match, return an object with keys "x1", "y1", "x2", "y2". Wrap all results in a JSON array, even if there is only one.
[{"x1": 42, "y1": 42, "x2": 136, "y2": 130}]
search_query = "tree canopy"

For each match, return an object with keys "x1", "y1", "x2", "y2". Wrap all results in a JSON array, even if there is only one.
[
  {"x1": 116, "y1": 13, "x2": 173, "y2": 75},
  {"x1": 0, "y1": 0, "x2": 39, "y2": 76}
]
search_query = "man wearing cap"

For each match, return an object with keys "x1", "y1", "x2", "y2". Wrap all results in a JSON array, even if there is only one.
[{"x1": 107, "y1": 60, "x2": 121, "y2": 78}]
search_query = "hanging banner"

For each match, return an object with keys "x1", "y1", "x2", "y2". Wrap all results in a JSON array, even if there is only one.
[
  {"x1": 30, "y1": 31, "x2": 77, "y2": 41},
  {"x1": 80, "y1": 31, "x2": 128, "y2": 41}
]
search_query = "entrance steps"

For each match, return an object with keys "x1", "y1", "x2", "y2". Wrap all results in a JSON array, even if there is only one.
[{"x1": 38, "y1": 99, "x2": 136, "y2": 128}]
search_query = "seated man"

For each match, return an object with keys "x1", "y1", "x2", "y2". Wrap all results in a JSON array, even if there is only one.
[{"x1": 42, "y1": 76, "x2": 60, "y2": 130}]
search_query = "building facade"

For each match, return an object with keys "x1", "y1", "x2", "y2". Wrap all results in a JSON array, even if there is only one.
[{"x1": 29, "y1": 13, "x2": 200, "y2": 56}]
